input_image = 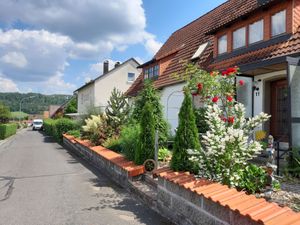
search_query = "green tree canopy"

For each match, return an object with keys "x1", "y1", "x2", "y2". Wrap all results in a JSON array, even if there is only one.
[
  {"x1": 0, "y1": 102, "x2": 11, "y2": 123},
  {"x1": 65, "y1": 97, "x2": 77, "y2": 114}
]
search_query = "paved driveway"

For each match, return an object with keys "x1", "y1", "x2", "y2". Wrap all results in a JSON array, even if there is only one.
[{"x1": 0, "y1": 129, "x2": 171, "y2": 225}]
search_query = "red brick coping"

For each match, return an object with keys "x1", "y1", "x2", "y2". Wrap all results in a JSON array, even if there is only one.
[
  {"x1": 153, "y1": 167, "x2": 300, "y2": 225},
  {"x1": 63, "y1": 134, "x2": 145, "y2": 177}
]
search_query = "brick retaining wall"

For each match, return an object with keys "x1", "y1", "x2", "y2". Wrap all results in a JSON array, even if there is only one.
[{"x1": 62, "y1": 134, "x2": 300, "y2": 225}]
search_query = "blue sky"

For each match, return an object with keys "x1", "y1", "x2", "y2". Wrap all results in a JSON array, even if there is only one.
[{"x1": 0, "y1": 0, "x2": 226, "y2": 94}]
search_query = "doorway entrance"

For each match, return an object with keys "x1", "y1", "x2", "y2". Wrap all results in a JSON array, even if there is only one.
[{"x1": 270, "y1": 79, "x2": 289, "y2": 141}]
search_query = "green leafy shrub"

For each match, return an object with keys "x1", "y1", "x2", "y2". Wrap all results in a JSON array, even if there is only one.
[
  {"x1": 44, "y1": 118, "x2": 78, "y2": 142},
  {"x1": 103, "y1": 136, "x2": 122, "y2": 152},
  {"x1": 43, "y1": 119, "x2": 55, "y2": 136},
  {"x1": 171, "y1": 90, "x2": 200, "y2": 172},
  {"x1": 286, "y1": 147, "x2": 300, "y2": 177},
  {"x1": 53, "y1": 118, "x2": 79, "y2": 142},
  {"x1": 237, "y1": 164, "x2": 267, "y2": 194},
  {"x1": 158, "y1": 147, "x2": 172, "y2": 162},
  {"x1": 66, "y1": 129, "x2": 81, "y2": 138},
  {"x1": 119, "y1": 123, "x2": 140, "y2": 161},
  {"x1": 0, "y1": 123, "x2": 17, "y2": 139},
  {"x1": 135, "y1": 102, "x2": 155, "y2": 165}
]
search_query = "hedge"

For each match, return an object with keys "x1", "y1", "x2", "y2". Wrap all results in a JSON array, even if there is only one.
[
  {"x1": 0, "y1": 123, "x2": 17, "y2": 140},
  {"x1": 43, "y1": 118, "x2": 79, "y2": 142}
]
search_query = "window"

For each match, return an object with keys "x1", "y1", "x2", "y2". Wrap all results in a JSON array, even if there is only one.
[
  {"x1": 144, "y1": 68, "x2": 149, "y2": 79},
  {"x1": 272, "y1": 10, "x2": 286, "y2": 37},
  {"x1": 154, "y1": 65, "x2": 159, "y2": 77},
  {"x1": 149, "y1": 67, "x2": 154, "y2": 78},
  {"x1": 233, "y1": 27, "x2": 246, "y2": 49},
  {"x1": 249, "y1": 20, "x2": 264, "y2": 44},
  {"x1": 128, "y1": 72, "x2": 135, "y2": 82},
  {"x1": 218, "y1": 35, "x2": 227, "y2": 54}
]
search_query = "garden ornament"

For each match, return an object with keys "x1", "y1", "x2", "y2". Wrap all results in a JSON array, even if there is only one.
[
  {"x1": 264, "y1": 163, "x2": 278, "y2": 198},
  {"x1": 266, "y1": 135, "x2": 275, "y2": 164}
]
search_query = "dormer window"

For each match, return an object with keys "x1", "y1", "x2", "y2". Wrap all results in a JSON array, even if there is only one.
[
  {"x1": 144, "y1": 65, "x2": 159, "y2": 79},
  {"x1": 249, "y1": 19, "x2": 264, "y2": 44},
  {"x1": 272, "y1": 10, "x2": 286, "y2": 37},
  {"x1": 218, "y1": 35, "x2": 227, "y2": 55},
  {"x1": 233, "y1": 27, "x2": 246, "y2": 49}
]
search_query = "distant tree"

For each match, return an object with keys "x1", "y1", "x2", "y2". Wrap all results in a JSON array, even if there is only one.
[
  {"x1": 105, "y1": 88, "x2": 130, "y2": 136},
  {"x1": 65, "y1": 97, "x2": 77, "y2": 114},
  {"x1": 0, "y1": 102, "x2": 11, "y2": 123},
  {"x1": 171, "y1": 89, "x2": 200, "y2": 172}
]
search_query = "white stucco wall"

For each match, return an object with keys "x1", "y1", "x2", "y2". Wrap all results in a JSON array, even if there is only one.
[
  {"x1": 77, "y1": 83, "x2": 95, "y2": 114},
  {"x1": 160, "y1": 82, "x2": 186, "y2": 134},
  {"x1": 94, "y1": 60, "x2": 140, "y2": 112}
]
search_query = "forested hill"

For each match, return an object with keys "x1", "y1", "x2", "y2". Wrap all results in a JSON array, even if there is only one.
[{"x1": 0, "y1": 92, "x2": 72, "y2": 114}]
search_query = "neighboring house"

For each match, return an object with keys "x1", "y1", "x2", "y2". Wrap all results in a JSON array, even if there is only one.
[
  {"x1": 126, "y1": 0, "x2": 300, "y2": 148},
  {"x1": 75, "y1": 58, "x2": 140, "y2": 114},
  {"x1": 49, "y1": 105, "x2": 60, "y2": 118},
  {"x1": 50, "y1": 96, "x2": 75, "y2": 118}
]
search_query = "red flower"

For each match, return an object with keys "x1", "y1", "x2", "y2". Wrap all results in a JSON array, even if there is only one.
[
  {"x1": 226, "y1": 96, "x2": 233, "y2": 102},
  {"x1": 239, "y1": 80, "x2": 245, "y2": 86},
  {"x1": 221, "y1": 71, "x2": 228, "y2": 76},
  {"x1": 228, "y1": 116, "x2": 234, "y2": 124},
  {"x1": 221, "y1": 116, "x2": 227, "y2": 122},
  {"x1": 212, "y1": 96, "x2": 219, "y2": 103},
  {"x1": 197, "y1": 83, "x2": 203, "y2": 90}
]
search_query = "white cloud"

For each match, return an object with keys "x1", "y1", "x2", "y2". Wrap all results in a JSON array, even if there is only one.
[
  {"x1": 0, "y1": 0, "x2": 162, "y2": 93},
  {"x1": 0, "y1": 76, "x2": 19, "y2": 92},
  {"x1": 0, "y1": 0, "x2": 161, "y2": 56},
  {"x1": 1, "y1": 52, "x2": 28, "y2": 68}
]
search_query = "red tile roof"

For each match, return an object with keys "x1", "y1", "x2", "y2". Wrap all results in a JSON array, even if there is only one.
[{"x1": 126, "y1": 0, "x2": 299, "y2": 96}]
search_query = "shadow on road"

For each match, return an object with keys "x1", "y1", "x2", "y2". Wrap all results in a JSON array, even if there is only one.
[{"x1": 38, "y1": 131, "x2": 172, "y2": 225}]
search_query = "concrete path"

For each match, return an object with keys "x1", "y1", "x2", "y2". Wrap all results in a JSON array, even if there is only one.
[{"x1": 0, "y1": 129, "x2": 171, "y2": 225}]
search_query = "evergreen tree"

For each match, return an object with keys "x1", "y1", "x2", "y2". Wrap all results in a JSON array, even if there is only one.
[
  {"x1": 171, "y1": 89, "x2": 200, "y2": 171},
  {"x1": 135, "y1": 102, "x2": 155, "y2": 165},
  {"x1": 105, "y1": 88, "x2": 130, "y2": 135},
  {"x1": 132, "y1": 79, "x2": 169, "y2": 144}
]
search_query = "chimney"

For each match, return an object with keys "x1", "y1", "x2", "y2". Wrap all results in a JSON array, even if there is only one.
[
  {"x1": 103, "y1": 60, "x2": 109, "y2": 74},
  {"x1": 114, "y1": 61, "x2": 121, "y2": 68}
]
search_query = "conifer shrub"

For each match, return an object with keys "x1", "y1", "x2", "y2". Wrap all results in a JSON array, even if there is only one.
[
  {"x1": 132, "y1": 80, "x2": 169, "y2": 144},
  {"x1": 105, "y1": 88, "x2": 130, "y2": 136},
  {"x1": 135, "y1": 102, "x2": 155, "y2": 165},
  {"x1": 171, "y1": 89, "x2": 200, "y2": 171}
]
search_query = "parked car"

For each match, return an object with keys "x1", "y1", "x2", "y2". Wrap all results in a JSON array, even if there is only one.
[{"x1": 32, "y1": 119, "x2": 43, "y2": 131}]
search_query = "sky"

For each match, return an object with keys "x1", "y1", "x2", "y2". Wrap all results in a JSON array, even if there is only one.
[{"x1": 0, "y1": 0, "x2": 226, "y2": 95}]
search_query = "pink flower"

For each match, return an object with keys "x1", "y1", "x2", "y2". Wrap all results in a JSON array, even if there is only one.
[{"x1": 239, "y1": 80, "x2": 245, "y2": 86}]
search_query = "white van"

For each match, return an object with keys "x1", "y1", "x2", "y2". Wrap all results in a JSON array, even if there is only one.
[{"x1": 32, "y1": 119, "x2": 43, "y2": 131}]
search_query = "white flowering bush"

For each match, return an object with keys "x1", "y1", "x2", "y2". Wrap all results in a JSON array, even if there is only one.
[
  {"x1": 189, "y1": 103, "x2": 270, "y2": 187},
  {"x1": 176, "y1": 64, "x2": 271, "y2": 189}
]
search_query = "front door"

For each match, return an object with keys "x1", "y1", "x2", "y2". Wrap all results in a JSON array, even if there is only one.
[{"x1": 270, "y1": 79, "x2": 289, "y2": 141}]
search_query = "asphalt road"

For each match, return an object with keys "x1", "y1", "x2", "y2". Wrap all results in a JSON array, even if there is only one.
[{"x1": 0, "y1": 129, "x2": 171, "y2": 225}]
